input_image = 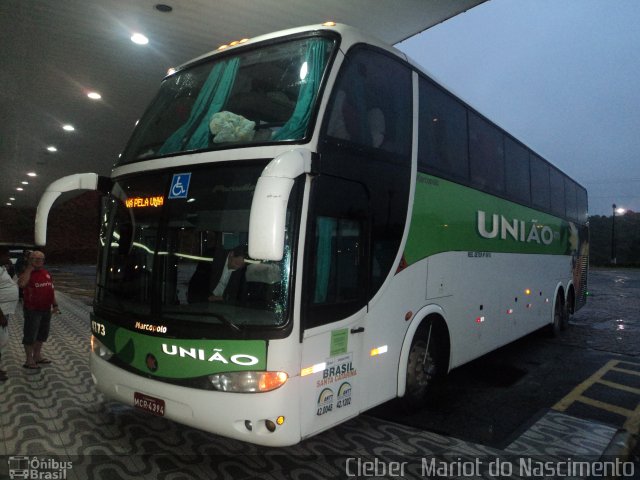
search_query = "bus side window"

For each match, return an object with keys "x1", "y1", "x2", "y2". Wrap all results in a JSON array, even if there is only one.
[
  {"x1": 304, "y1": 176, "x2": 369, "y2": 329},
  {"x1": 418, "y1": 77, "x2": 469, "y2": 182},
  {"x1": 530, "y1": 154, "x2": 551, "y2": 211},
  {"x1": 312, "y1": 217, "x2": 362, "y2": 304},
  {"x1": 324, "y1": 48, "x2": 411, "y2": 156}
]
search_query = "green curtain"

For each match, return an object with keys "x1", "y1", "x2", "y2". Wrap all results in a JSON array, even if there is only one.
[
  {"x1": 273, "y1": 39, "x2": 327, "y2": 141},
  {"x1": 159, "y1": 58, "x2": 240, "y2": 154},
  {"x1": 313, "y1": 216, "x2": 336, "y2": 303}
]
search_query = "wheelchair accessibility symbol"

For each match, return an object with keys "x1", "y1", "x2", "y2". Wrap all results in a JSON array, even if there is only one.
[{"x1": 168, "y1": 173, "x2": 191, "y2": 199}]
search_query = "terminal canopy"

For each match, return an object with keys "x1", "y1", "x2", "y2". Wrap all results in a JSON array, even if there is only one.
[
  {"x1": 184, "y1": 0, "x2": 488, "y2": 45},
  {"x1": 0, "y1": 0, "x2": 486, "y2": 208}
]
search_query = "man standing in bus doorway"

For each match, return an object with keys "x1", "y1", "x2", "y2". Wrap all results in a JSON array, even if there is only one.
[
  {"x1": 18, "y1": 251, "x2": 60, "y2": 370},
  {"x1": 0, "y1": 247, "x2": 19, "y2": 381}
]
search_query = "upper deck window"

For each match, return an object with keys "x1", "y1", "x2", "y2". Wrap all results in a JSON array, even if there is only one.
[
  {"x1": 119, "y1": 35, "x2": 336, "y2": 165},
  {"x1": 324, "y1": 46, "x2": 412, "y2": 157}
]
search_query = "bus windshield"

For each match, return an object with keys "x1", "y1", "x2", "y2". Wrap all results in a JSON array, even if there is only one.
[
  {"x1": 119, "y1": 34, "x2": 335, "y2": 164},
  {"x1": 95, "y1": 162, "x2": 297, "y2": 332}
]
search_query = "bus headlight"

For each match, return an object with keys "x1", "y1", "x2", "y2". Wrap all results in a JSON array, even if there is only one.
[
  {"x1": 208, "y1": 371, "x2": 288, "y2": 392},
  {"x1": 90, "y1": 335, "x2": 114, "y2": 360}
]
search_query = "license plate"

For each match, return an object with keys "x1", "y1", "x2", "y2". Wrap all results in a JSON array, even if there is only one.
[{"x1": 134, "y1": 392, "x2": 165, "y2": 416}]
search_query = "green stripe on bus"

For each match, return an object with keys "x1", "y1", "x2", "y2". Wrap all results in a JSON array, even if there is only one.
[
  {"x1": 94, "y1": 318, "x2": 267, "y2": 378},
  {"x1": 404, "y1": 173, "x2": 577, "y2": 265}
]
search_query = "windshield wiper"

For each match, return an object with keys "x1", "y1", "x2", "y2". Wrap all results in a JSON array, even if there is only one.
[
  {"x1": 163, "y1": 310, "x2": 242, "y2": 332},
  {"x1": 208, "y1": 313, "x2": 242, "y2": 332}
]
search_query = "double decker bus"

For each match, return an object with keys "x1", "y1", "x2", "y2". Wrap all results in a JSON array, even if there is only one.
[{"x1": 35, "y1": 23, "x2": 588, "y2": 446}]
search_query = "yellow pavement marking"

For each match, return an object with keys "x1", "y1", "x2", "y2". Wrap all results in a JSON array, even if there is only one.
[
  {"x1": 574, "y1": 395, "x2": 634, "y2": 418},
  {"x1": 553, "y1": 360, "x2": 617, "y2": 412},
  {"x1": 611, "y1": 366, "x2": 640, "y2": 377},
  {"x1": 553, "y1": 359, "x2": 640, "y2": 434},
  {"x1": 627, "y1": 402, "x2": 640, "y2": 433},
  {"x1": 597, "y1": 379, "x2": 640, "y2": 395}
]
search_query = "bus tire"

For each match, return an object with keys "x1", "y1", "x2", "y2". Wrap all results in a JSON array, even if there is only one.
[
  {"x1": 546, "y1": 294, "x2": 564, "y2": 337},
  {"x1": 562, "y1": 288, "x2": 575, "y2": 331},
  {"x1": 402, "y1": 322, "x2": 441, "y2": 410}
]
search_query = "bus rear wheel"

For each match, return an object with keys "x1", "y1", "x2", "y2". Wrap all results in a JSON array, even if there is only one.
[
  {"x1": 546, "y1": 294, "x2": 564, "y2": 337},
  {"x1": 561, "y1": 289, "x2": 574, "y2": 331},
  {"x1": 403, "y1": 325, "x2": 439, "y2": 410}
]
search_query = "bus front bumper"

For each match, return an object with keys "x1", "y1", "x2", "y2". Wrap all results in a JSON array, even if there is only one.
[{"x1": 90, "y1": 352, "x2": 301, "y2": 447}]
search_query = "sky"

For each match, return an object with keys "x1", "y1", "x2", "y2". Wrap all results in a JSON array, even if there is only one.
[{"x1": 397, "y1": 0, "x2": 640, "y2": 217}]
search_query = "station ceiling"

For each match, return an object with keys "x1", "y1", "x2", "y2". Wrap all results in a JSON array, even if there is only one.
[{"x1": 1, "y1": 0, "x2": 484, "y2": 209}]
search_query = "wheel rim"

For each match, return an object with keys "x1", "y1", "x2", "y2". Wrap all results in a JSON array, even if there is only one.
[{"x1": 406, "y1": 339, "x2": 435, "y2": 400}]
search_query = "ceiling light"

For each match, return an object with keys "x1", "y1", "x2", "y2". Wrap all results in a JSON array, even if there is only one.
[
  {"x1": 63, "y1": 124, "x2": 75, "y2": 131},
  {"x1": 16, "y1": 187, "x2": 24, "y2": 191},
  {"x1": 27, "y1": 172, "x2": 37, "y2": 177},
  {"x1": 47, "y1": 146, "x2": 58, "y2": 152},
  {"x1": 5, "y1": 203, "x2": 11, "y2": 206},
  {"x1": 9, "y1": 197, "x2": 15, "y2": 201},
  {"x1": 21, "y1": 181, "x2": 28, "y2": 185},
  {"x1": 154, "y1": 4, "x2": 173, "y2": 13},
  {"x1": 131, "y1": 33, "x2": 149, "y2": 45},
  {"x1": 87, "y1": 92, "x2": 102, "y2": 100}
]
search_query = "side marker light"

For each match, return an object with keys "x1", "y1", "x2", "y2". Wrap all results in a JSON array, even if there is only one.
[
  {"x1": 370, "y1": 345, "x2": 388, "y2": 357},
  {"x1": 301, "y1": 362, "x2": 326, "y2": 377}
]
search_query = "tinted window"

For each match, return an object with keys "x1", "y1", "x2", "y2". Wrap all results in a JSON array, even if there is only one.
[
  {"x1": 320, "y1": 47, "x2": 412, "y2": 305},
  {"x1": 549, "y1": 168, "x2": 565, "y2": 217},
  {"x1": 469, "y1": 112, "x2": 505, "y2": 194},
  {"x1": 577, "y1": 187, "x2": 588, "y2": 224},
  {"x1": 564, "y1": 178, "x2": 577, "y2": 221},
  {"x1": 418, "y1": 78, "x2": 469, "y2": 181},
  {"x1": 120, "y1": 36, "x2": 336, "y2": 164},
  {"x1": 312, "y1": 217, "x2": 363, "y2": 304},
  {"x1": 504, "y1": 137, "x2": 530, "y2": 204},
  {"x1": 530, "y1": 155, "x2": 550, "y2": 210},
  {"x1": 325, "y1": 49, "x2": 411, "y2": 156},
  {"x1": 305, "y1": 176, "x2": 369, "y2": 328},
  {"x1": 95, "y1": 163, "x2": 297, "y2": 333}
]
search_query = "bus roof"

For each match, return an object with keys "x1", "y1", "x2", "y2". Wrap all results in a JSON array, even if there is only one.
[{"x1": 173, "y1": 23, "x2": 408, "y2": 74}]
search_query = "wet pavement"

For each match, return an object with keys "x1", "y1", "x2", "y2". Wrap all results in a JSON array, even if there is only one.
[
  {"x1": 568, "y1": 268, "x2": 640, "y2": 356},
  {"x1": 371, "y1": 268, "x2": 640, "y2": 464}
]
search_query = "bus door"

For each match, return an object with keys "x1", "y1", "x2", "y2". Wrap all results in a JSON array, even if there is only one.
[{"x1": 299, "y1": 175, "x2": 369, "y2": 438}]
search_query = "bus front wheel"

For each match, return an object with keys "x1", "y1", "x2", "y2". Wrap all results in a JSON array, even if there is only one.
[{"x1": 403, "y1": 324, "x2": 440, "y2": 410}]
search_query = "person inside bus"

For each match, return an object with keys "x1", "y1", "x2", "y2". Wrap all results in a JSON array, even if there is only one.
[
  {"x1": 208, "y1": 245, "x2": 248, "y2": 302},
  {"x1": 187, "y1": 245, "x2": 248, "y2": 303}
]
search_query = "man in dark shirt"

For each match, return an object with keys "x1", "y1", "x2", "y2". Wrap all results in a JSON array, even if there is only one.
[{"x1": 187, "y1": 245, "x2": 247, "y2": 303}]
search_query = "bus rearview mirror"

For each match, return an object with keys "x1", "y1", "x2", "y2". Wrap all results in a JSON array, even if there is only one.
[{"x1": 248, "y1": 149, "x2": 311, "y2": 261}]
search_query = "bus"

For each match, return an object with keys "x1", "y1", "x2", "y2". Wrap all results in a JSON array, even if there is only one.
[{"x1": 35, "y1": 23, "x2": 588, "y2": 446}]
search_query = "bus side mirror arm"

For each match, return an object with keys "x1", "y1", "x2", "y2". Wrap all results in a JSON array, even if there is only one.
[
  {"x1": 35, "y1": 173, "x2": 112, "y2": 246},
  {"x1": 249, "y1": 149, "x2": 311, "y2": 261}
]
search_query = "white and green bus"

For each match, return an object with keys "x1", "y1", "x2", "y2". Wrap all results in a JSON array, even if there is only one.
[{"x1": 36, "y1": 23, "x2": 588, "y2": 446}]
